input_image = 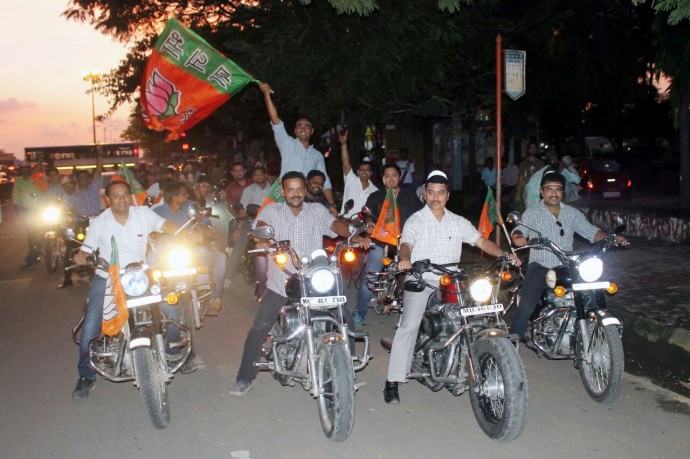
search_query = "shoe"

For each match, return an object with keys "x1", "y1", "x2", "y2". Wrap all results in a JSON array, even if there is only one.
[
  {"x1": 354, "y1": 313, "x2": 363, "y2": 328},
  {"x1": 206, "y1": 298, "x2": 222, "y2": 317},
  {"x1": 223, "y1": 279, "x2": 233, "y2": 291},
  {"x1": 229, "y1": 380, "x2": 252, "y2": 397},
  {"x1": 72, "y1": 377, "x2": 95, "y2": 400},
  {"x1": 383, "y1": 380, "x2": 399, "y2": 404},
  {"x1": 21, "y1": 260, "x2": 38, "y2": 270},
  {"x1": 57, "y1": 281, "x2": 73, "y2": 289},
  {"x1": 181, "y1": 355, "x2": 206, "y2": 374}
]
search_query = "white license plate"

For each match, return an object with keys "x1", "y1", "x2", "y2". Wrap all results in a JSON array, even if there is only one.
[
  {"x1": 572, "y1": 281, "x2": 610, "y2": 291},
  {"x1": 126, "y1": 294, "x2": 162, "y2": 308},
  {"x1": 602, "y1": 191, "x2": 620, "y2": 198},
  {"x1": 301, "y1": 296, "x2": 347, "y2": 306},
  {"x1": 460, "y1": 303, "x2": 504, "y2": 317},
  {"x1": 162, "y1": 267, "x2": 197, "y2": 277}
]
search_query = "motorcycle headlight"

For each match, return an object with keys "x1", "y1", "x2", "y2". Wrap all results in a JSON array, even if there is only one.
[
  {"x1": 42, "y1": 206, "x2": 61, "y2": 223},
  {"x1": 167, "y1": 246, "x2": 191, "y2": 268},
  {"x1": 469, "y1": 277, "x2": 493, "y2": 303},
  {"x1": 311, "y1": 268, "x2": 335, "y2": 293},
  {"x1": 121, "y1": 269, "x2": 150, "y2": 297},
  {"x1": 577, "y1": 257, "x2": 603, "y2": 282}
]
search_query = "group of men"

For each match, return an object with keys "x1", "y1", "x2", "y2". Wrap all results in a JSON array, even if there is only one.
[{"x1": 21, "y1": 80, "x2": 621, "y2": 408}]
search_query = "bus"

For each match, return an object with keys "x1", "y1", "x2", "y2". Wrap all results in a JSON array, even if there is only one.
[{"x1": 24, "y1": 143, "x2": 140, "y2": 171}]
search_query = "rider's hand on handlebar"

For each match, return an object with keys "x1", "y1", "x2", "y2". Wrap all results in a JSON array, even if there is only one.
[
  {"x1": 505, "y1": 252, "x2": 522, "y2": 266},
  {"x1": 613, "y1": 235, "x2": 630, "y2": 247},
  {"x1": 511, "y1": 231, "x2": 527, "y2": 247},
  {"x1": 398, "y1": 260, "x2": 412, "y2": 270},
  {"x1": 73, "y1": 250, "x2": 90, "y2": 266},
  {"x1": 351, "y1": 234, "x2": 372, "y2": 250}
]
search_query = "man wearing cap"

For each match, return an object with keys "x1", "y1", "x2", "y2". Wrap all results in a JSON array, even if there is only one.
[
  {"x1": 382, "y1": 170, "x2": 517, "y2": 404},
  {"x1": 356, "y1": 163, "x2": 424, "y2": 326},
  {"x1": 509, "y1": 171, "x2": 628, "y2": 339},
  {"x1": 12, "y1": 162, "x2": 43, "y2": 268}
]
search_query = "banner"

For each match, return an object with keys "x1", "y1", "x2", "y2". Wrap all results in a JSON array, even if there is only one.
[
  {"x1": 371, "y1": 187, "x2": 401, "y2": 246},
  {"x1": 102, "y1": 236, "x2": 129, "y2": 337},
  {"x1": 140, "y1": 18, "x2": 260, "y2": 140},
  {"x1": 504, "y1": 50, "x2": 526, "y2": 101},
  {"x1": 478, "y1": 187, "x2": 502, "y2": 239}
]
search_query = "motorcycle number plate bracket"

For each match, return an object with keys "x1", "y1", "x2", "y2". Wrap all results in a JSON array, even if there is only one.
[
  {"x1": 301, "y1": 296, "x2": 347, "y2": 307},
  {"x1": 127, "y1": 294, "x2": 163, "y2": 308},
  {"x1": 572, "y1": 281, "x2": 610, "y2": 291},
  {"x1": 460, "y1": 303, "x2": 504, "y2": 317}
]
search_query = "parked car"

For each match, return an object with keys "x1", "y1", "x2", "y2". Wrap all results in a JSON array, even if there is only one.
[{"x1": 575, "y1": 157, "x2": 632, "y2": 200}]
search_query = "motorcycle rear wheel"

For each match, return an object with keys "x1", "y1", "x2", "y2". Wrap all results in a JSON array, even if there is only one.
[
  {"x1": 576, "y1": 320, "x2": 624, "y2": 404},
  {"x1": 469, "y1": 337, "x2": 529, "y2": 442},
  {"x1": 133, "y1": 347, "x2": 170, "y2": 429},
  {"x1": 316, "y1": 342, "x2": 355, "y2": 442},
  {"x1": 44, "y1": 238, "x2": 58, "y2": 274}
]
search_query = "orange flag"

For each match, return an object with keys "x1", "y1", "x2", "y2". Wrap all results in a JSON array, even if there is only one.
[
  {"x1": 371, "y1": 187, "x2": 401, "y2": 246},
  {"x1": 102, "y1": 236, "x2": 129, "y2": 337},
  {"x1": 478, "y1": 187, "x2": 502, "y2": 239}
]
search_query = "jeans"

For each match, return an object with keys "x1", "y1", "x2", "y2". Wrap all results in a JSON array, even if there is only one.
[
  {"x1": 355, "y1": 244, "x2": 385, "y2": 319},
  {"x1": 78, "y1": 276, "x2": 108, "y2": 380},
  {"x1": 226, "y1": 218, "x2": 251, "y2": 283},
  {"x1": 510, "y1": 263, "x2": 549, "y2": 338},
  {"x1": 255, "y1": 254, "x2": 268, "y2": 299}
]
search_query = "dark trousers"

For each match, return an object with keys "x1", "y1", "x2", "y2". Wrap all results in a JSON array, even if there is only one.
[
  {"x1": 226, "y1": 218, "x2": 251, "y2": 283},
  {"x1": 510, "y1": 263, "x2": 549, "y2": 338},
  {"x1": 16, "y1": 206, "x2": 41, "y2": 265}
]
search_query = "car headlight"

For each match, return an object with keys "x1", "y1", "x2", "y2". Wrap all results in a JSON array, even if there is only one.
[
  {"x1": 167, "y1": 246, "x2": 191, "y2": 268},
  {"x1": 469, "y1": 278, "x2": 493, "y2": 303},
  {"x1": 42, "y1": 206, "x2": 61, "y2": 223},
  {"x1": 311, "y1": 268, "x2": 335, "y2": 293},
  {"x1": 577, "y1": 257, "x2": 603, "y2": 282},
  {"x1": 121, "y1": 269, "x2": 150, "y2": 297}
]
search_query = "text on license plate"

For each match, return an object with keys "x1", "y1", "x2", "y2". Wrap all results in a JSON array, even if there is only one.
[
  {"x1": 572, "y1": 281, "x2": 610, "y2": 291},
  {"x1": 461, "y1": 303, "x2": 504, "y2": 317},
  {"x1": 301, "y1": 296, "x2": 347, "y2": 306}
]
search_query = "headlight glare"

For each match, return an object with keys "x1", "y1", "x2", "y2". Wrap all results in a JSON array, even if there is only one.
[
  {"x1": 311, "y1": 268, "x2": 335, "y2": 293},
  {"x1": 577, "y1": 257, "x2": 603, "y2": 282},
  {"x1": 167, "y1": 247, "x2": 191, "y2": 268},
  {"x1": 469, "y1": 278, "x2": 493, "y2": 303},
  {"x1": 120, "y1": 269, "x2": 149, "y2": 297},
  {"x1": 42, "y1": 206, "x2": 61, "y2": 223}
]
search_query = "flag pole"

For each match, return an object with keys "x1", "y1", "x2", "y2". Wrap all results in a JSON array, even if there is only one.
[{"x1": 495, "y1": 34, "x2": 503, "y2": 246}]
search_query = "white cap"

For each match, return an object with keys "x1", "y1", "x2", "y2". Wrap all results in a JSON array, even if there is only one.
[{"x1": 426, "y1": 170, "x2": 448, "y2": 181}]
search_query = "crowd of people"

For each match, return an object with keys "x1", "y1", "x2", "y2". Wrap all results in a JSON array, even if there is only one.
[{"x1": 8, "y1": 79, "x2": 620, "y2": 407}]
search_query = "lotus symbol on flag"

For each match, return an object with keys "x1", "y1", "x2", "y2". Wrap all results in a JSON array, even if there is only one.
[{"x1": 145, "y1": 69, "x2": 180, "y2": 119}]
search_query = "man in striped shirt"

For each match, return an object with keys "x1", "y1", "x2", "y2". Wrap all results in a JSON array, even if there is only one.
[{"x1": 68, "y1": 154, "x2": 103, "y2": 216}]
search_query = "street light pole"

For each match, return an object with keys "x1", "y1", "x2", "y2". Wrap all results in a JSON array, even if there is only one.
[{"x1": 82, "y1": 70, "x2": 100, "y2": 145}]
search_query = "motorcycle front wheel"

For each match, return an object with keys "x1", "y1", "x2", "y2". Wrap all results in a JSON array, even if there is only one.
[
  {"x1": 180, "y1": 295, "x2": 198, "y2": 353},
  {"x1": 44, "y1": 238, "x2": 58, "y2": 274},
  {"x1": 133, "y1": 347, "x2": 170, "y2": 429},
  {"x1": 469, "y1": 337, "x2": 529, "y2": 442},
  {"x1": 576, "y1": 319, "x2": 624, "y2": 404},
  {"x1": 316, "y1": 342, "x2": 355, "y2": 442}
]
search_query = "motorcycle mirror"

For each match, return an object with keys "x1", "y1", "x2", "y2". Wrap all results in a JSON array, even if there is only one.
[
  {"x1": 187, "y1": 205, "x2": 200, "y2": 218},
  {"x1": 252, "y1": 225, "x2": 275, "y2": 240},
  {"x1": 343, "y1": 199, "x2": 354, "y2": 214},
  {"x1": 404, "y1": 279, "x2": 426, "y2": 292},
  {"x1": 61, "y1": 227, "x2": 77, "y2": 240},
  {"x1": 246, "y1": 204, "x2": 260, "y2": 219},
  {"x1": 506, "y1": 211, "x2": 522, "y2": 225},
  {"x1": 348, "y1": 221, "x2": 366, "y2": 235},
  {"x1": 360, "y1": 206, "x2": 373, "y2": 216},
  {"x1": 612, "y1": 215, "x2": 627, "y2": 234}
]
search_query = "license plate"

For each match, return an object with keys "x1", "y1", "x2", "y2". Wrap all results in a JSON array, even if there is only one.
[
  {"x1": 127, "y1": 294, "x2": 162, "y2": 308},
  {"x1": 460, "y1": 303, "x2": 504, "y2": 317},
  {"x1": 602, "y1": 191, "x2": 620, "y2": 198},
  {"x1": 162, "y1": 267, "x2": 198, "y2": 277},
  {"x1": 572, "y1": 281, "x2": 610, "y2": 291},
  {"x1": 301, "y1": 296, "x2": 347, "y2": 307}
]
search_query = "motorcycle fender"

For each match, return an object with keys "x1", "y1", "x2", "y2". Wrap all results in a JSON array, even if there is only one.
[
  {"x1": 44, "y1": 231, "x2": 57, "y2": 240},
  {"x1": 475, "y1": 327, "x2": 510, "y2": 341},
  {"x1": 319, "y1": 332, "x2": 347, "y2": 346},
  {"x1": 129, "y1": 326, "x2": 153, "y2": 350},
  {"x1": 591, "y1": 309, "x2": 621, "y2": 327}
]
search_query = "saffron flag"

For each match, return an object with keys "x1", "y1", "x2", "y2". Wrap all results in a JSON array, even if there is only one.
[
  {"x1": 102, "y1": 236, "x2": 129, "y2": 337},
  {"x1": 257, "y1": 180, "x2": 285, "y2": 215},
  {"x1": 140, "y1": 18, "x2": 260, "y2": 140},
  {"x1": 478, "y1": 187, "x2": 502, "y2": 239},
  {"x1": 111, "y1": 161, "x2": 147, "y2": 206},
  {"x1": 371, "y1": 187, "x2": 401, "y2": 246}
]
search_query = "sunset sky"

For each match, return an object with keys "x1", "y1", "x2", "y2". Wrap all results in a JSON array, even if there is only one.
[{"x1": 0, "y1": 1, "x2": 133, "y2": 159}]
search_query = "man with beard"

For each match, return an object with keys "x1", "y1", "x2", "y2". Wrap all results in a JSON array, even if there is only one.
[
  {"x1": 229, "y1": 171, "x2": 370, "y2": 396},
  {"x1": 382, "y1": 171, "x2": 519, "y2": 404}
]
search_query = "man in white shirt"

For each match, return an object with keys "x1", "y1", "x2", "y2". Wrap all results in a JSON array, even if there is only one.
[
  {"x1": 338, "y1": 130, "x2": 377, "y2": 218},
  {"x1": 70, "y1": 181, "x2": 179, "y2": 400}
]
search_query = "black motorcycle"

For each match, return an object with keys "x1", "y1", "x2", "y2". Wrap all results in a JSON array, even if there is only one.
[{"x1": 507, "y1": 211, "x2": 626, "y2": 403}]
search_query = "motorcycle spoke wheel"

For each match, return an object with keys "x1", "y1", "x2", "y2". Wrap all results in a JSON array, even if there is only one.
[
  {"x1": 577, "y1": 320, "x2": 624, "y2": 404},
  {"x1": 316, "y1": 343, "x2": 354, "y2": 442},
  {"x1": 469, "y1": 338, "x2": 529, "y2": 442},
  {"x1": 133, "y1": 348, "x2": 170, "y2": 429}
]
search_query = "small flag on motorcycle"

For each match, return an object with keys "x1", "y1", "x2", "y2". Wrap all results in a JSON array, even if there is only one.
[
  {"x1": 478, "y1": 187, "x2": 502, "y2": 239},
  {"x1": 371, "y1": 186, "x2": 401, "y2": 246},
  {"x1": 102, "y1": 236, "x2": 129, "y2": 337}
]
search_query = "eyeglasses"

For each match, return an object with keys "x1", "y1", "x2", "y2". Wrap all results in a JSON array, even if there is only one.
[{"x1": 555, "y1": 221, "x2": 565, "y2": 237}]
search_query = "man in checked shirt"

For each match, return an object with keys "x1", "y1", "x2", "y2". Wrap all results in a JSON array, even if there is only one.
[
  {"x1": 509, "y1": 171, "x2": 628, "y2": 339},
  {"x1": 383, "y1": 171, "x2": 518, "y2": 404},
  {"x1": 229, "y1": 171, "x2": 371, "y2": 397}
]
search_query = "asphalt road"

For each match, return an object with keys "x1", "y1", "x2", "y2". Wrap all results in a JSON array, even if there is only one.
[{"x1": 1, "y1": 202, "x2": 689, "y2": 459}]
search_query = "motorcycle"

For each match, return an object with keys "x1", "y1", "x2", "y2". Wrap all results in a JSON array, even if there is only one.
[
  {"x1": 366, "y1": 255, "x2": 405, "y2": 324},
  {"x1": 37, "y1": 197, "x2": 90, "y2": 275},
  {"x1": 506, "y1": 211, "x2": 626, "y2": 403},
  {"x1": 381, "y1": 257, "x2": 529, "y2": 442},
  {"x1": 249, "y1": 223, "x2": 371, "y2": 442},
  {"x1": 71, "y1": 247, "x2": 192, "y2": 429},
  {"x1": 323, "y1": 199, "x2": 372, "y2": 286}
]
